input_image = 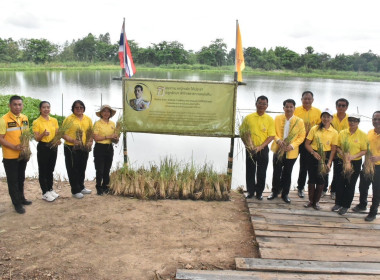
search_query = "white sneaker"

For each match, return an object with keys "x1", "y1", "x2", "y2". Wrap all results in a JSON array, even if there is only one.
[
  {"x1": 81, "y1": 188, "x2": 92, "y2": 194},
  {"x1": 72, "y1": 193, "x2": 84, "y2": 199},
  {"x1": 50, "y1": 190, "x2": 60, "y2": 199},
  {"x1": 42, "y1": 191, "x2": 56, "y2": 202}
]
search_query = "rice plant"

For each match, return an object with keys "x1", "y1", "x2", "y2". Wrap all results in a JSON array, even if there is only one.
[
  {"x1": 48, "y1": 119, "x2": 73, "y2": 148},
  {"x1": 363, "y1": 143, "x2": 375, "y2": 180},
  {"x1": 341, "y1": 137, "x2": 354, "y2": 179},
  {"x1": 276, "y1": 118, "x2": 301, "y2": 162},
  {"x1": 315, "y1": 136, "x2": 328, "y2": 177},
  {"x1": 18, "y1": 129, "x2": 33, "y2": 161}
]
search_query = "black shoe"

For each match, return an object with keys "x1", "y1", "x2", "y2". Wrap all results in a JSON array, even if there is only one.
[
  {"x1": 365, "y1": 213, "x2": 376, "y2": 222},
  {"x1": 267, "y1": 193, "x2": 278, "y2": 200},
  {"x1": 352, "y1": 204, "x2": 367, "y2": 212},
  {"x1": 282, "y1": 195, "x2": 291, "y2": 203},
  {"x1": 338, "y1": 207, "x2": 348, "y2": 215},
  {"x1": 22, "y1": 199, "x2": 32, "y2": 205},
  {"x1": 246, "y1": 193, "x2": 254, "y2": 199},
  {"x1": 256, "y1": 194, "x2": 263, "y2": 200},
  {"x1": 297, "y1": 189, "x2": 304, "y2": 198},
  {"x1": 14, "y1": 205, "x2": 25, "y2": 214}
]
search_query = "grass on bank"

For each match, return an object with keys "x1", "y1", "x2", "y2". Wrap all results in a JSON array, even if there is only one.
[{"x1": 1, "y1": 62, "x2": 380, "y2": 82}]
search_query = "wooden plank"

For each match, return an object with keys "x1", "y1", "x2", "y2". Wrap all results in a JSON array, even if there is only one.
[
  {"x1": 256, "y1": 236, "x2": 380, "y2": 248},
  {"x1": 176, "y1": 269, "x2": 379, "y2": 280},
  {"x1": 251, "y1": 215, "x2": 380, "y2": 230},
  {"x1": 255, "y1": 229, "x2": 380, "y2": 240},
  {"x1": 235, "y1": 258, "x2": 380, "y2": 275},
  {"x1": 259, "y1": 243, "x2": 380, "y2": 262}
]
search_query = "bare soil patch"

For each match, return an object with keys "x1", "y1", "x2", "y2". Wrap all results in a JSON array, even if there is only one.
[{"x1": 0, "y1": 178, "x2": 258, "y2": 280}]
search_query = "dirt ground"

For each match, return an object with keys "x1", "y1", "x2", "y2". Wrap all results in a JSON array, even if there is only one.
[{"x1": 0, "y1": 178, "x2": 258, "y2": 280}]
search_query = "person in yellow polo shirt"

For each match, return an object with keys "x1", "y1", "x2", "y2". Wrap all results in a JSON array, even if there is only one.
[
  {"x1": 332, "y1": 114, "x2": 367, "y2": 215},
  {"x1": 294, "y1": 91, "x2": 322, "y2": 198},
  {"x1": 93, "y1": 105, "x2": 119, "y2": 195},
  {"x1": 304, "y1": 109, "x2": 338, "y2": 210},
  {"x1": 0, "y1": 95, "x2": 31, "y2": 214},
  {"x1": 240, "y1": 96, "x2": 275, "y2": 200},
  {"x1": 32, "y1": 101, "x2": 60, "y2": 202},
  {"x1": 62, "y1": 100, "x2": 93, "y2": 199},
  {"x1": 328, "y1": 98, "x2": 350, "y2": 200},
  {"x1": 352, "y1": 111, "x2": 380, "y2": 221},
  {"x1": 268, "y1": 99, "x2": 305, "y2": 203}
]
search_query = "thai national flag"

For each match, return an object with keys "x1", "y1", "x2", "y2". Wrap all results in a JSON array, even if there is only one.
[{"x1": 118, "y1": 20, "x2": 136, "y2": 78}]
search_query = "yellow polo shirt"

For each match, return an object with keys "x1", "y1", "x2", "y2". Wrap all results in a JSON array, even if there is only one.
[
  {"x1": 368, "y1": 129, "x2": 380, "y2": 165},
  {"x1": 93, "y1": 119, "x2": 116, "y2": 144},
  {"x1": 240, "y1": 112, "x2": 275, "y2": 146},
  {"x1": 332, "y1": 113, "x2": 349, "y2": 132},
  {"x1": 307, "y1": 125, "x2": 338, "y2": 151},
  {"x1": 294, "y1": 106, "x2": 321, "y2": 133},
  {"x1": 338, "y1": 128, "x2": 368, "y2": 160},
  {"x1": 62, "y1": 114, "x2": 93, "y2": 146},
  {"x1": 270, "y1": 115, "x2": 305, "y2": 159},
  {"x1": 32, "y1": 115, "x2": 59, "y2": 143}
]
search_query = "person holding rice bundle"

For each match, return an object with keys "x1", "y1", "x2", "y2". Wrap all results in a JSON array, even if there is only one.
[
  {"x1": 267, "y1": 99, "x2": 305, "y2": 203},
  {"x1": 0, "y1": 95, "x2": 31, "y2": 214},
  {"x1": 32, "y1": 101, "x2": 60, "y2": 202},
  {"x1": 328, "y1": 98, "x2": 350, "y2": 199},
  {"x1": 332, "y1": 114, "x2": 367, "y2": 215},
  {"x1": 304, "y1": 109, "x2": 338, "y2": 210},
  {"x1": 93, "y1": 105, "x2": 119, "y2": 195},
  {"x1": 294, "y1": 91, "x2": 321, "y2": 198},
  {"x1": 352, "y1": 111, "x2": 380, "y2": 221},
  {"x1": 62, "y1": 100, "x2": 93, "y2": 199},
  {"x1": 240, "y1": 95, "x2": 275, "y2": 200}
]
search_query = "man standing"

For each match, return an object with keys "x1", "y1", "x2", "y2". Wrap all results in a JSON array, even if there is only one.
[
  {"x1": 352, "y1": 111, "x2": 380, "y2": 222},
  {"x1": 240, "y1": 96, "x2": 275, "y2": 200},
  {"x1": 0, "y1": 95, "x2": 31, "y2": 214},
  {"x1": 268, "y1": 99, "x2": 305, "y2": 203},
  {"x1": 294, "y1": 91, "x2": 321, "y2": 198},
  {"x1": 328, "y1": 98, "x2": 349, "y2": 199}
]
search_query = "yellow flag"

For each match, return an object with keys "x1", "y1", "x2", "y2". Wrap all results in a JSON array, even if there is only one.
[{"x1": 236, "y1": 24, "x2": 245, "y2": 82}]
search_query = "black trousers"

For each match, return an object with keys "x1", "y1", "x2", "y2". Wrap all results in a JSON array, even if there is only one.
[
  {"x1": 3, "y1": 158, "x2": 27, "y2": 206},
  {"x1": 358, "y1": 165, "x2": 380, "y2": 215},
  {"x1": 297, "y1": 141, "x2": 308, "y2": 190},
  {"x1": 37, "y1": 142, "x2": 58, "y2": 194},
  {"x1": 246, "y1": 146, "x2": 269, "y2": 196},
  {"x1": 335, "y1": 158, "x2": 362, "y2": 208},
  {"x1": 307, "y1": 151, "x2": 331, "y2": 185},
  {"x1": 271, "y1": 154, "x2": 296, "y2": 196},
  {"x1": 64, "y1": 145, "x2": 89, "y2": 194},
  {"x1": 93, "y1": 143, "x2": 114, "y2": 188},
  {"x1": 327, "y1": 156, "x2": 340, "y2": 193}
]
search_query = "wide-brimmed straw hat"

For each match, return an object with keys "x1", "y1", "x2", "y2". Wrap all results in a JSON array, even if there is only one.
[{"x1": 96, "y1": 105, "x2": 116, "y2": 118}]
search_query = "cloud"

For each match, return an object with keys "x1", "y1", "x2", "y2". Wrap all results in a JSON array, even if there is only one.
[{"x1": 5, "y1": 13, "x2": 40, "y2": 29}]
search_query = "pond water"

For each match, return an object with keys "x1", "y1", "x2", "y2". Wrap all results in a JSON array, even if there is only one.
[{"x1": 0, "y1": 70, "x2": 379, "y2": 190}]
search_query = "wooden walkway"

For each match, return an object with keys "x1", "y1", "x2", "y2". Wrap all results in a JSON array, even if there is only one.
[{"x1": 176, "y1": 191, "x2": 380, "y2": 279}]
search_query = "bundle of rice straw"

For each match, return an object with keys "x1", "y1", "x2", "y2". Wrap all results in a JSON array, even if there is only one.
[
  {"x1": 18, "y1": 129, "x2": 33, "y2": 161},
  {"x1": 276, "y1": 119, "x2": 301, "y2": 162},
  {"x1": 363, "y1": 143, "x2": 375, "y2": 180},
  {"x1": 316, "y1": 136, "x2": 328, "y2": 177},
  {"x1": 341, "y1": 137, "x2": 354, "y2": 179},
  {"x1": 74, "y1": 128, "x2": 83, "y2": 150},
  {"x1": 239, "y1": 121, "x2": 256, "y2": 154},
  {"x1": 84, "y1": 127, "x2": 94, "y2": 152},
  {"x1": 48, "y1": 120, "x2": 73, "y2": 148},
  {"x1": 211, "y1": 173, "x2": 222, "y2": 201},
  {"x1": 112, "y1": 115, "x2": 125, "y2": 143}
]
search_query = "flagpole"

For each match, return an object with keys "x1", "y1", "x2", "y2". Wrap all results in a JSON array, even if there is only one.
[
  {"x1": 234, "y1": 20, "x2": 238, "y2": 82},
  {"x1": 122, "y1": 17, "x2": 128, "y2": 165}
]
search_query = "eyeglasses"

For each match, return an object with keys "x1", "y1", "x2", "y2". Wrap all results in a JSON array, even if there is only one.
[
  {"x1": 337, "y1": 104, "x2": 347, "y2": 108},
  {"x1": 74, "y1": 106, "x2": 84, "y2": 109}
]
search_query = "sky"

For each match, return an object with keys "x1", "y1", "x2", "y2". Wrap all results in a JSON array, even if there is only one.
[{"x1": 1, "y1": 0, "x2": 380, "y2": 56}]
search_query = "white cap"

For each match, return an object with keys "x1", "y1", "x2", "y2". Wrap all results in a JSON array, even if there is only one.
[
  {"x1": 348, "y1": 113, "x2": 361, "y2": 120},
  {"x1": 321, "y1": 108, "x2": 334, "y2": 117}
]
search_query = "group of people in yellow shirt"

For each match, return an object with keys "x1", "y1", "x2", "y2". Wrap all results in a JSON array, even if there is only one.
[
  {"x1": 0, "y1": 96, "x2": 119, "y2": 214},
  {"x1": 240, "y1": 91, "x2": 380, "y2": 222}
]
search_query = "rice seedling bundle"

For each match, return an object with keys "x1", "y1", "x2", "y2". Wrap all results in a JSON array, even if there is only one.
[
  {"x1": 144, "y1": 179, "x2": 156, "y2": 199},
  {"x1": 363, "y1": 143, "x2": 375, "y2": 180},
  {"x1": 316, "y1": 136, "x2": 328, "y2": 177},
  {"x1": 341, "y1": 137, "x2": 354, "y2": 179},
  {"x1": 49, "y1": 120, "x2": 73, "y2": 148},
  {"x1": 18, "y1": 128, "x2": 33, "y2": 161},
  {"x1": 203, "y1": 179, "x2": 215, "y2": 201},
  {"x1": 181, "y1": 180, "x2": 191, "y2": 199},
  {"x1": 158, "y1": 178, "x2": 166, "y2": 199},
  {"x1": 239, "y1": 121, "x2": 256, "y2": 153},
  {"x1": 276, "y1": 119, "x2": 301, "y2": 162},
  {"x1": 84, "y1": 127, "x2": 94, "y2": 152},
  {"x1": 74, "y1": 128, "x2": 84, "y2": 150}
]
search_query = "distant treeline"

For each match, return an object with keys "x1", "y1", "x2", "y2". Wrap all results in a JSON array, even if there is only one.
[{"x1": 1, "y1": 33, "x2": 379, "y2": 72}]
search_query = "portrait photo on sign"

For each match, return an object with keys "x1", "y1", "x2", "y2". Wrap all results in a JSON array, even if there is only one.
[{"x1": 128, "y1": 83, "x2": 151, "y2": 111}]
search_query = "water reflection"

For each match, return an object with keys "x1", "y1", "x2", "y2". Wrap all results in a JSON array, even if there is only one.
[{"x1": 0, "y1": 70, "x2": 379, "y2": 190}]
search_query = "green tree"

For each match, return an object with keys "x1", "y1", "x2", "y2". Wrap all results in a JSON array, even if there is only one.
[
  {"x1": 197, "y1": 39, "x2": 227, "y2": 66},
  {"x1": 274, "y1": 46, "x2": 300, "y2": 69},
  {"x1": 23, "y1": 38, "x2": 58, "y2": 63},
  {"x1": 0, "y1": 38, "x2": 20, "y2": 62},
  {"x1": 244, "y1": 47, "x2": 262, "y2": 68},
  {"x1": 73, "y1": 33, "x2": 97, "y2": 61}
]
